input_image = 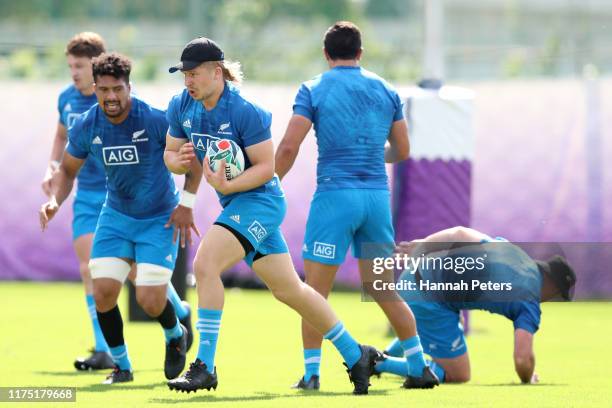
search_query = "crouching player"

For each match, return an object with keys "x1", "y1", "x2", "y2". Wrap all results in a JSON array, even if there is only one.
[
  {"x1": 40, "y1": 53, "x2": 202, "y2": 384},
  {"x1": 375, "y1": 227, "x2": 576, "y2": 384},
  {"x1": 164, "y1": 37, "x2": 381, "y2": 395}
]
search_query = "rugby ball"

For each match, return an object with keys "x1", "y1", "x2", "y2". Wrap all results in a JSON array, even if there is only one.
[{"x1": 205, "y1": 139, "x2": 245, "y2": 180}]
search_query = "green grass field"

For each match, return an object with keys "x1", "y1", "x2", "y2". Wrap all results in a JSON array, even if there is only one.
[{"x1": 1, "y1": 282, "x2": 610, "y2": 407}]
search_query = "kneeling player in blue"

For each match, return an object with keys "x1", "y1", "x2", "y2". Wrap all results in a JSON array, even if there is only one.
[
  {"x1": 376, "y1": 227, "x2": 576, "y2": 384},
  {"x1": 164, "y1": 37, "x2": 381, "y2": 395},
  {"x1": 40, "y1": 53, "x2": 202, "y2": 384}
]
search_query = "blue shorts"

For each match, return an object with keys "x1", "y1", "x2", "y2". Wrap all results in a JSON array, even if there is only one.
[
  {"x1": 72, "y1": 188, "x2": 106, "y2": 240},
  {"x1": 397, "y1": 271, "x2": 467, "y2": 359},
  {"x1": 302, "y1": 189, "x2": 394, "y2": 265},
  {"x1": 91, "y1": 205, "x2": 178, "y2": 270},
  {"x1": 408, "y1": 301, "x2": 467, "y2": 359},
  {"x1": 216, "y1": 192, "x2": 289, "y2": 266}
]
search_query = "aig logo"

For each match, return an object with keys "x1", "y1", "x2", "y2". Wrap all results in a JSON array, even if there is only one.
[
  {"x1": 313, "y1": 242, "x2": 336, "y2": 259},
  {"x1": 191, "y1": 133, "x2": 219, "y2": 152},
  {"x1": 103, "y1": 146, "x2": 139, "y2": 166},
  {"x1": 248, "y1": 221, "x2": 267, "y2": 242}
]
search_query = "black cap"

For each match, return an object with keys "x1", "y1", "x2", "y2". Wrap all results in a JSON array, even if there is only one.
[
  {"x1": 169, "y1": 37, "x2": 224, "y2": 73},
  {"x1": 537, "y1": 255, "x2": 577, "y2": 301}
]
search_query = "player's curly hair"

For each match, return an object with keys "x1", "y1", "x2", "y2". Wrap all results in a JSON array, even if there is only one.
[
  {"x1": 65, "y1": 32, "x2": 106, "y2": 58},
  {"x1": 92, "y1": 52, "x2": 132, "y2": 83}
]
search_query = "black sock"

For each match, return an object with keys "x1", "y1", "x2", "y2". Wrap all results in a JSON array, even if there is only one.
[
  {"x1": 157, "y1": 300, "x2": 178, "y2": 330},
  {"x1": 97, "y1": 305, "x2": 125, "y2": 348}
]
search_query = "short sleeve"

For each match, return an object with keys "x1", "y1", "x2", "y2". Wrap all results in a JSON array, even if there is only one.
[
  {"x1": 65, "y1": 116, "x2": 89, "y2": 159},
  {"x1": 392, "y1": 91, "x2": 404, "y2": 122},
  {"x1": 239, "y1": 104, "x2": 272, "y2": 147},
  {"x1": 58, "y1": 94, "x2": 67, "y2": 126},
  {"x1": 166, "y1": 95, "x2": 187, "y2": 139},
  {"x1": 513, "y1": 302, "x2": 541, "y2": 334},
  {"x1": 292, "y1": 84, "x2": 314, "y2": 121}
]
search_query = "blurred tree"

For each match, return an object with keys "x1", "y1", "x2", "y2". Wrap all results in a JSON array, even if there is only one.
[
  {"x1": 133, "y1": 53, "x2": 160, "y2": 81},
  {"x1": 8, "y1": 48, "x2": 37, "y2": 78},
  {"x1": 538, "y1": 34, "x2": 561, "y2": 76},
  {"x1": 365, "y1": 0, "x2": 410, "y2": 17}
]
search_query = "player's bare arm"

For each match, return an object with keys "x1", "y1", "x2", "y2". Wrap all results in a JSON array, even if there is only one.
[
  {"x1": 165, "y1": 160, "x2": 203, "y2": 248},
  {"x1": 395, "y1": 226, "x2": 484, "y2": 256},
  {"x1": 164, "y1": 133, "x2": 196, "y2": 174},
  {"x1": 384, "y1": 118, "x2": 410, "y2": 163},
  {"x1": 39, "y1": 152, "x2": 84, "y2": 230},
  {"x1": 275, "y1": 114, "x2": 312, "y2": 179},
  {"x1": 514, "y1": 329, "x2": 537, "y2": 384},
  {"x1": 204, "y1": 139, "x2": 274, "y2": 195},
  {"x1": 41, "y1": 123, "x2": 68, "y2": 196}
]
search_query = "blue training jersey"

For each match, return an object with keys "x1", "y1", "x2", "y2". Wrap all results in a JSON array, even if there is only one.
[
  {"x1": 58, "y1": 84, "x2": 106, "y2": 191},
  {"x1": 166, "y1": 82, "x2": 283, "y2": 207},
  {"x1": 416, "y1": 238, "x2": 543, "y2": 334},
  {"x1": 66, "y1": 95, "x2": 179, "y2": 219},
  {"x1": 293, "y1": 66, "x2": 404, "y2": 191}
]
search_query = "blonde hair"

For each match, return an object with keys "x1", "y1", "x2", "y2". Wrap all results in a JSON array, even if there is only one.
[{"x1": 206, "y1": 60, "x2": 244, "y2": 85}]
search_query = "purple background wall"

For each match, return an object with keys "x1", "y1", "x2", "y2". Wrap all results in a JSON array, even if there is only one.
[{"x1": 1, "y1": 80, "x2": 611, "y2": 295}]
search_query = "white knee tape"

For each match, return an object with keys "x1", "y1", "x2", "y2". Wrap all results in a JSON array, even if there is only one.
[
  {"x1": 89, "y1": 257, "x2": 131, "y2": 283},
  {"x1": 135, "y1": 263, "x2": 172, "y2": 286}
]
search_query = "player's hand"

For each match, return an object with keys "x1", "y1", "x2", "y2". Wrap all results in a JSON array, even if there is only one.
[
  {"x1": 203, "y1": 157, "x2": 231, "y2": 195},
  {"x1": 39, "y1": 197, "x2": 59, "y2": 231},
  {"x1": 165, "y1": 205, "x2": 201, "y2": 248},
  {"x1": 41, "y1": 165, "x2": 57, "y2": 197},
  {"x1": 177, "y1": 142, "x2": 197, "y2": 170},
  {"x1": 394, "y1": 239, "x2": 424, "y2": 255}
]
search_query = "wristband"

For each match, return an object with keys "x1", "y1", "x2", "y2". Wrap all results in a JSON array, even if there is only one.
[
  {"x1": 50, "y1": 160, "x2": 60, "y2": 171},
  {"x1": 179, "y1": 191, "x2": 196, "y2": 209}
]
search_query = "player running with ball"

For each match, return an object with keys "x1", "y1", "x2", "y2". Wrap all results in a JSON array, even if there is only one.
[
  {"x1": 275, "y1": 21, "x2": 438, "y2": 390},
  {"x1": 165, "y1": 37, "x2": 381, "y2": 395},
  {"x1": 40, "y1": 53, "x2": 201, "y2": 384}
]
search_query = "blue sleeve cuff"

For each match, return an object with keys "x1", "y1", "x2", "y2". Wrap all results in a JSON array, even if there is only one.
[
  {"x1": 243, "y1": 128, "x2": 271, "y2": 147},
  {"x1": 393, "y1": 107, "x2": 405, "y2": 121},
  {"x1": 293, "y1": 105, "x2": 313, "y2": 121},
  {"x1": 66, "y1": 142, "x2": 87, "y2": 159},
  {"x1": 168, "y1": 125, "x2": 188, "y2": 139}
]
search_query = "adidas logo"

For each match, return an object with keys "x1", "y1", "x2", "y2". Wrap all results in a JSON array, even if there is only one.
[
  {"x1": 201, "y1": 340, "x2": 211, "y2": 346},
  {"x1": 92, "y1": 136, "x2": 102, "y2": 145},
  {"x1": 165, "y1": 254, "x2": 173, "y2": 262},
  {"x1": 64, "y1": 103, "x2": 72, "y2": 112},
  {"x1": 183, "y1": 119, "x2": 191, "y2": 128},
  {"x1": 229, "y1": 214, "x2": 240, "y2": 224}
]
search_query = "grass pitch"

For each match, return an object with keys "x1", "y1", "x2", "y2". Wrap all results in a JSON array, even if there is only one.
[{"x1": 0, "y1": 282, "x2": 610, "y2": 407}]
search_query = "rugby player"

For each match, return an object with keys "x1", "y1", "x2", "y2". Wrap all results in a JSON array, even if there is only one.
[
  {"x1": 164, "y1": 37, "x2": 381, "y2": 395},
  {"x1": 42, "y1": 33, "x2": 194, "y2": 371},
  {"x1": 40, "y1": 53, "x2": 201, "y2": 384},
  {"x1": 275, "y1": 21, "x2": 438, "y2": 390},
  {"x1": 376, "y1": 226, "x2": 576, "y2": 384}
]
